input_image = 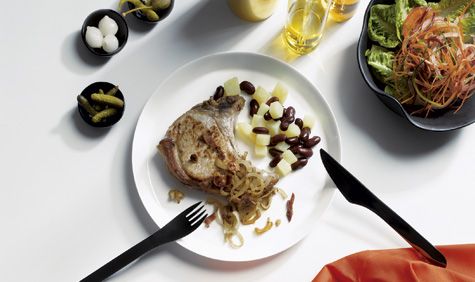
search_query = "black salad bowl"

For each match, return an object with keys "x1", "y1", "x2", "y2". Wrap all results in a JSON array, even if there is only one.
[
  {"x1": 81, "y1": 9, "x2": 129, "y2": 57},
  {"x1": 78, "y1": 82, "x2": 125, "y2": 127},
  {"x1": 357, "y1": 0, "x2": 475, "y2": 131}
]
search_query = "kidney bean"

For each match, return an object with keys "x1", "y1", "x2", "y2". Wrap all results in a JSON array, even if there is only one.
[
  {"x1": 285, "y1": 107, "x2": 296, "y2": 119},
  {"x1": 285, "y1": 115, "x2": 295, "y2": 124},
  {"x1": 285, "y1": 136, "x2": 300, "y2": 145},
  {"x1": 269, "y1": 155, "x2": 282, "y2": 168},
  {"x1": 280, "y1": 121, "x2": 289, "y2": 131},
  {"x1": 270, "y1": 134, "x2": 286, "y2": 146},
  {"x1": 264, "y1": 112, "x2": 273, "y2": 120},
  {"x1": 297, "y1": 147, "x2": 313, "y2": 158},
  {"x1": 304, "y1": 136, "x2": 321, "y2": 148},
  {"x1": 288, "y1": 144, "x2": 302, "y2": 154},
  {"x1": 269, "y1": 148, "x2": 283, "y2": 157},
  {"x1": 252, "y1": 127, "x2": 269, "y2": 134},
  {"x1": 240, "y1": 81, "x2": 255, "y2": 95},
  {"x1": 295, "y1": 118, "x2": 303, "y2": 129},
  {"x1": 266, "y1": 96, "x2": 279, "y2": 106},
  {"x1": 299, "y1": 127, "x2": 311, "y2": 142},
  {"x1": 291, "y1": 158, "x2": 308, "y2": 170},
  {"x1": 213, "y1": 86, "x2": 224, "y2": 100},
  {"x1": 249, "y1": 99, "x2": 259, "y2": 116}
]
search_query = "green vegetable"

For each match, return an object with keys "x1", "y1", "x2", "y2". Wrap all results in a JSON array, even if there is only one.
[
  {"x1": 395, "y1": 0, "x2": 429, "y2": 40},
  {"x1": 91, "y1": 93, "x2": 124, "y2": 108},
  {"x1": 462, "y1": 16, "x2": 475, "y2": 42},
  {"x1": 395, "y1": 0, "x2": 410, "y2": 40},
  {"x1": 410, "y1": 0, "x2": 427, "y2": 6},
  {"x1": 149, "y1": 0, "x2": 171, "y2": 10},
  {"x1": 119, "y1": 0, "x2": 159, "y2": 21},
  {"x1": 461, "y1": 3, "x2": 475, "y2": 42},
  {"x1": 105, "y1": 85, "x2": 119, "y2": 96},
  {"x1": 384, "y1": 85, "x2": 396, "y2": 96},
  {"x1": 368, "y1": 4, "x2": 400, "y2": 48},
  {"x1": 77, "y1": 95, "x2": 98, "y2": 116},
  {"x1": 92, "y1": 108, "x2": 119, "y2": 123},
  {"x1": 365, "y1": 45, "x2": 395, "y2": 83},
  {"x1": 430, "y1": 0, "x2": 474, "y2": 20}
]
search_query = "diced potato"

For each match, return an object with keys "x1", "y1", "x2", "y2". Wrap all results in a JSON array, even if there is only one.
[
  {"x1": 223, "y1": 77, "x2": 240, "y2": 96},
  {"x1": 235, "y1": 122, "x2": 254, "y2": 143},
  {"x1": 276, "y1": 159, "x2": 292, "y2": 177},
  {"x1": 285, "y1": 123, "x2": 301, "y2": 138},
  {"x1": 251, "y1": 114, "x2": 265, "y2": 128},
  {"x1": 272, "y1": 82, "x2": 288, "y2": 103},
  {"x1": 254, "y1": 144, "x2": 268, "y2": 158},
  {"x1": 269, "y1": 101, "x2": 283, "y2": 119},
  {"x1": 303, "y1": 114, "x2": 316, "y2": 129},
  {"x1": 282, "y1": 150, "x2": 298, "y2": 164},
  {"x1": 254, "y1": 87, "x2": 271, "y2": 104},
  {"x1": 266, "y1": 120, "x2": 281, "y2": 136},
  {"x1": 274, "y1": 141, "x2": 290, "y2": 152},
  {"x1": 255, "y1": 134, "x2": 270, "y2": 146},
  {"x1": 257, "y1": 103, "x2": 270, "y2": 116}
]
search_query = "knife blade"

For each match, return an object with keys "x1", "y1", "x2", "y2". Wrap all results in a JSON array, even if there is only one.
[{"x1": 319, "y1": 149, "x2": 447, "y2": 268}]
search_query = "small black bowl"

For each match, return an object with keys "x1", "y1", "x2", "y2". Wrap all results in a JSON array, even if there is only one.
[
  {"x1": 81, "y1": 9, "x2": 129, "y2": 57},
  {"x1": 78, "y1": 82, "x2": 125, "y2": 127},
  {"x1": 125, "y1": 0, "x2": 174, "y2": 23},
  {"x1": 357, "y1": 0, "x2": 475, "y2": 131}
]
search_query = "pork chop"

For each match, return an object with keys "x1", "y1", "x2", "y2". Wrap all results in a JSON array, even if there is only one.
[{"x1": 157, "y1": 95, "x2": 279, "y2": 221}]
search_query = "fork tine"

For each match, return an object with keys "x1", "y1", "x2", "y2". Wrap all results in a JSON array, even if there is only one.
[
  {"x1": 181, "y1": 201, "x2": 202, "y2": 217},
  {"x1": 189, "y1": 209, "x2": 207, "y2": 224},
  {"x1": 191, "y1": 211, "x2": 208, "y2": 227},
  {"x1": 185, "y1": 203, "x2": 205, "y2": 219}
]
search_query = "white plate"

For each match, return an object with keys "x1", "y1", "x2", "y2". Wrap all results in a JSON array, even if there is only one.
[{"x1": 132, "y1": 52, "x2": 341, "y2": 262}]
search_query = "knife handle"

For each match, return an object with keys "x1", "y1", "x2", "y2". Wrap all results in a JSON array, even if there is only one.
[{"x1": 364, "y1": 197, "x2": 447, "y2": 267}]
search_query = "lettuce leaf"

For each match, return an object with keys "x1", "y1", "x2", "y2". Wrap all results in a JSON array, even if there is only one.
[
  {"x1": 431, "y1": 0, "x2": 474, "y2": 20},
  {"x1": 395, "y1": 0, "x2": 410, "y2": 40},
  {"x1": 462, "y1": 15, "x2": 475, "y2": 42},
  {"x1": 368, "y1": 4, "x2": 400, "y2": 48},
  {"x1": 395, "y1": 0, "x2": 428, "y2": 40},
  {"x1": 410, "y1": 0, "x2": 428, "y2": 6},
  {"x1": 365, "y1": 45, "x2": 395, "y2": 84}
]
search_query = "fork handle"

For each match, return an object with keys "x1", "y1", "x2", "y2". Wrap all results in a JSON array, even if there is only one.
[{"x1": 80, "y1": 232, "x2": 168, "y2": 282}]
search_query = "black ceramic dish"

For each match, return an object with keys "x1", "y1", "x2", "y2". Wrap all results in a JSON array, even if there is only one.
[
  {"x1": 78, "y1": 82, "x2": 125, "y2": 127},
  {"x1": 126, "y1": 0, "x2": 174, "y2": 23},
  {"x1": 357, "y1": 0, "x2": 475, "y2": 131},
  {"x1": 81, "y1": 9, "x2": 129, "y2": 57}
]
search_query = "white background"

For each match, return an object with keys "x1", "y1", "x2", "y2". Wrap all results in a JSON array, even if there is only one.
[{"x1": 0, "y1": 0, "x2": 474, "y2": 281}]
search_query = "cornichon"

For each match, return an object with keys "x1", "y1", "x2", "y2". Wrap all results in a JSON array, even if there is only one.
[
  {"x1": 119, "y1": 0, "x2": 159, "y2": 21},
  {"x1": 91, "y1": 93, "x2": 124, "y2": 108},
  {"x1": 92, "y1": 108, "x2": 119, "y2": 123},
  {"x1": 77, "y1": 95, "x2": 98, "y2": 116},
  {"x1": 105, "y1": 85, "x2": 119, "y2": 96}
]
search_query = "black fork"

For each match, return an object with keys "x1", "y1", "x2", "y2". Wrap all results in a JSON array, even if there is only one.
[{"x1": 81, "y1": 201, "x2": 208, "y2": 282}]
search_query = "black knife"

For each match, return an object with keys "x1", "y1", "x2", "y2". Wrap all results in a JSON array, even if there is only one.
[{"x1": 319, "y1": 149, "x2": 447, "y2": 267}]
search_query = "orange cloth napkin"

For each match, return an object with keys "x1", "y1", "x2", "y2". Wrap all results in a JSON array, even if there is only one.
[{"x1": 313, "y1": 244, "x2": 475, "y2": 282}]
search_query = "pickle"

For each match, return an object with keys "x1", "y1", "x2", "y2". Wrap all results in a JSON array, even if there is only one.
[
  {"x1": 91, "y1": 93, "x2": 124, "y2": 108},
  {"x1": 92, "y1": 108, "x2": 118, "y2": 123},
  {"x1": 77, "y1": 95, "x2": 98, "y2": 116},
  {"x1": 93, "y1": 104, "x2": 103, "y2": 111},
  {"x1": 98, "y1": 89, "x2": 104, "y2": 94},
  {"x1": 119, "y1": 0, "x2": 159, "y2": 21},
  {"x1": 105, "y1": 85, "x2": 119, "y2": 96}
]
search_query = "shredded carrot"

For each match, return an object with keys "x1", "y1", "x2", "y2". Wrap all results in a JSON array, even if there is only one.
[{"x1": 392, "y1": 6, "x2": 475, "y2": 116}]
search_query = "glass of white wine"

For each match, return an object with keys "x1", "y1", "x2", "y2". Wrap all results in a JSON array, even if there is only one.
[
  {"x1": 329, "y1": 0, "x2": 360, "y2": 22},
  {"x1": 284, "y1": 0, "x2": 333, "y2": 55}
]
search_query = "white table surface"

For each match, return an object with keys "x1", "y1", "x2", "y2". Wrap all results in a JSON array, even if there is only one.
[{"x1": 1, "y1": 0, "x2": 474, "y2": 281}]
